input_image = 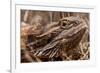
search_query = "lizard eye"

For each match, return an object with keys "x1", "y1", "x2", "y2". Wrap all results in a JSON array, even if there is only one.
[
  {"x1": 60, "y1": 21, "x2": 68, "y2": 29},
  {"x1": 60, "y1": 20, "x2": 70, "y2": 29},
  {"x1": 62, "y1": 22, "x2": 67, "y2": 26}
]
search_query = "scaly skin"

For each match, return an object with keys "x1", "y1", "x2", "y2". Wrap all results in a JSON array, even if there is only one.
[{"x1": 33, "y1": 17, "x2": 87, "y2": 59}]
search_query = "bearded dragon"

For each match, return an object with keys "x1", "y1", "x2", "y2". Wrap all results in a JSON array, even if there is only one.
[{"x1": 33, "y1": 17, "x2": 87, "y2": 59}]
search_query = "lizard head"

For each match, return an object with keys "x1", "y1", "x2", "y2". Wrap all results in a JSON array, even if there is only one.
[
  {"x1": 59, "y1": 16, "x2": 87, "y2": 29},
  {"x1": 56, "y1": 17, "x2": 88, "y2": 49},
  {"x1": 32, "y1": 17, "x2": 88, "y2": 59}
]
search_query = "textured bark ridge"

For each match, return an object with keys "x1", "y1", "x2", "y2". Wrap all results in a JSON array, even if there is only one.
[{"x1": 21, "y1": 11, "x2": 90, "y2": 62}]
